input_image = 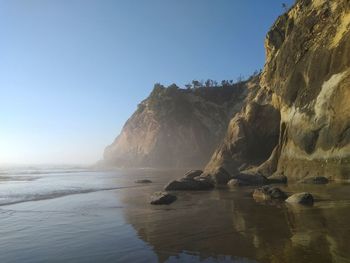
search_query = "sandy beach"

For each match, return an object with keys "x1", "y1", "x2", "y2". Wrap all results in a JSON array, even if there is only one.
[{"x1": 0, "y1": 168, "x2": 350, "y2": 263}]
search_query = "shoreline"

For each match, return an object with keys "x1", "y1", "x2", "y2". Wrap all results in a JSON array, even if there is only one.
[{"x1": 1, "y1": 170, "x2": 350, "y2": 262}]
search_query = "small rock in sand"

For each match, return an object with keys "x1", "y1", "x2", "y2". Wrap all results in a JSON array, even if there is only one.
[
  {"x1": 135, "y1": 179, "x2": 152, "y2": 184},
  {"x1": 267, "y1": 174, "x2": 288, "y2": 184},
  {"x1": 253, "y1": 185, "x2": 287, "y2": 201},
  {"x1": 164, "y1": 176, "x2": 214, "y2": 191},
  {"x1": 286, "y1": 192, "x2": 314, "y2": 205},
  {"x1": 227, "y1": 179, "x2": 249, "y2": 187},
  {"x1": 207, "y1": 167, "x2": 232, "y2": 185},
  {"x1": 150, "y1": 192, "x2": 177, "y2": 205}
]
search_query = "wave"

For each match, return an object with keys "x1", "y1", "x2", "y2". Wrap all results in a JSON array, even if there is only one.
[
  {"x1": 0, "y1": 169, "x2": 92, "y2": 176},
  {"x1": 0, "y1": 185, "x2": 140, "y2": 207},
  {"x1": 0, "y1": 164, "x2": 97, "y2": 176},
  {"x1": 0, "y1": 175, "x2": 39, "y2": 182}
]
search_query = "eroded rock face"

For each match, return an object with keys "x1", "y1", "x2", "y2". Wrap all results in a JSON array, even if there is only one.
[
  {"x1": 263, "y1": 0, "x2": 350, "y2": 180},
  {"x1": 205, "y1": 0, "x2": 350, "y2": 181},
  {"x1": 104, "y1": 80, "x2": 255, "y2": 168},
  {"x1": 205, "y1": 93, "x2": 281, "y2": 178}
]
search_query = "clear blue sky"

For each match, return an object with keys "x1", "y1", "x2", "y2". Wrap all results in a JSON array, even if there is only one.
[{"x1": 0, "y1": 0, "x2": 294, "y2": 165}]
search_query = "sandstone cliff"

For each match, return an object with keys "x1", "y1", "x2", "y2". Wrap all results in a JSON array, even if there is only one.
[
  {"x1": 205, "y1": 0, "x2": 350, "y2": 181},
  {"x1": 104, "y1": 79, "x2": 258, "y2": 168}
]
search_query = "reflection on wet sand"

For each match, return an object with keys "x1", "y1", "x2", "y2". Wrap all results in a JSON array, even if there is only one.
[{"x1": 120, "y1": 174, "x2": 350, "y2": 263}]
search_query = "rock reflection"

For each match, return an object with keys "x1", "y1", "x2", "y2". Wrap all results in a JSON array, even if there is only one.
[{"x1": 120, "y1": 182, "x2": 350, "y2": 263}]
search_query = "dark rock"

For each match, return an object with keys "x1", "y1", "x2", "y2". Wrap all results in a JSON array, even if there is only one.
[
  {"x1": 286, "y1": 192, "x2": 314, "y2": 205},
  {"x1": 267, "y1": 174, "x2": 288, "y2": 184},
  {"x1": 226, "y1": 171, "x2": 267, "y2": 187},
  {"x1": 150, "y1": 192, "x2": 177, "y2": 205},
  {"x1": 164, "y1": 177, "x2": 214, "y2": 191},
  {"x1": 235, "y1": 172, "x2": 268, "y2": 186},
  {"x1": 135, "y1": 179, "x2": 152, "y2": 184},
  {"x1": 300, "y1": 176, "x2": 329, "y2": 184},
  {"x1": 253, "y1": 186, "x2": 287, "y2": 201},
  {"x1": 227, "y1": 179, "x2": 249, "y2": 187},
  {"x1": 184, "y1": 170, "x2": 203, "y2": 179},
  {"x1": 207, "y1": 167, "x2": 232, "y2": 185}
]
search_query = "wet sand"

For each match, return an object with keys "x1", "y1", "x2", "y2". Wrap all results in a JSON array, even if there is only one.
[{"x1": 0, "y1": 169, "x2": 350, "y2": 262}]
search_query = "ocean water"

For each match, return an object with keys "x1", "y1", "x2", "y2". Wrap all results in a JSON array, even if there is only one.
[
  {"x1": 0, "y1": 166, "x2": 350, "y2": 263},
  {"x1": 0, "y1": 166, "x2": 132, "y2": 206}
]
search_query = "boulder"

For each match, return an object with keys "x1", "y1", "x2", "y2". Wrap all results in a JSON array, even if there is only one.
[
  {"x1": 286, "y1": 192, "x2": 314, "y2": 205},
  {"x1": 150, "y1": 192, "x2": 177, "y2": 205},
  {"x1": 267, "y1": 174, "x2": 288, "y2": 184},
  {"x1": 235, "y1": 172, "x2": 268, "y2": 186},
  {"x1": 164, "y1": 177, "x2": 214, "y2": 191},
  {"x1": 207, "y1": 167, "x2": 232, "y2": 185},
  {"x1": 300, "y1": 176, "x2": 329, "y2": 184},
  {"x1": 135, "y1": 179, "x2": 152, "y2": 184},
  {"x1": 226, "y1": 171, "x2": 267, "y2": 187},
  {"x1": 253, "y1": 186, "x2": 287, "y2": 201},
  {"x1": 227, "y1": 179, "x2": 249, "y2": 187},
  {"x1": 184, "y1": 170, "x2": 203, "y2": 179}
]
